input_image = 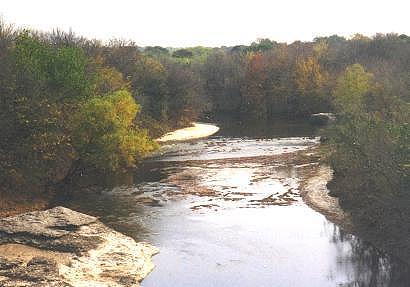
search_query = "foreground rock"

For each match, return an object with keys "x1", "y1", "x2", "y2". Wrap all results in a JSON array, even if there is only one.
[{"x1": 0, "y1": 207, "x2": 158, "y2": 287}]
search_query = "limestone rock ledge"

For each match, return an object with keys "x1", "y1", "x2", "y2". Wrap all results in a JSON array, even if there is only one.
[{"x1": 0, "y1": 207, "x2": 159, "y2": 287}]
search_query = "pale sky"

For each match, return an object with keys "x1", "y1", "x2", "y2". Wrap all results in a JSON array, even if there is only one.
[{"x1": 1, "y1": 0, "x2": 409, "y2": 47}]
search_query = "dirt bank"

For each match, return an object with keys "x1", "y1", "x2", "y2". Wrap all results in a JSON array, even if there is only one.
[{"x1": 300, "y1": 164, "x2": 353, "y2": 231}]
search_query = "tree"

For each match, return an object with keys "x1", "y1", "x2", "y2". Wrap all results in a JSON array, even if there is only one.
[
  {"x1": 172, "y1": 48, "x2": 193, "y2": 58},
  {"x1": 241, "y1": 53, "x2": 268, "y2": 118},
  {"x1": 0, "y1": 32, "x2": 93, "y2": 189},
  {"x1": 201, "y1": 50, "x2": 246, "y2": 114},
  {"x1": 131, "y1": 56, "x2": 169, "y2": 121},
  {"x1": 144, "y1": 46, "x2": 169, "y2": 58},
  {"x1": 333, "y1": 63, "x2": 373, "y2": 115},
  {"x1": 167, "y1": 63, "x2": 201, "y2": 125},
  {"x1": 72, "y1": 90, "x2": 157, "y2": 172},
  {"x1": 248, "y1": 38, "x2": 277, "y2": 52},
  {"x1": 327, "y1": 64, "x2": 409, "y2": 231},
  {"x1": 263, "y1": 46, "x2": 297, "y2": 117},
  {"x1": 294, "y1": 55, "x2": 330, "y2": 115}
]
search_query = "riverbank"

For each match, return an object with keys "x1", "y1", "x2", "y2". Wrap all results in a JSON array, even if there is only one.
[
  {"x1": 0, "y1": 122, "x2": 220, "y2": 219},
  {"x1": 302, "y1": 148, "x2": 410, "y2": 269},
  {"x1": 300, "y1": 164, "x2": 353, "y2": 231}
]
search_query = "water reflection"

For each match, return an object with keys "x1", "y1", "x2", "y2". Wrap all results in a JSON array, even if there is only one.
[
  {"x1": 322, "y1": 221, "x2": 410, "y2": 287},
  {"x1": 63, "y1": 120, "x2": 409, "y2": 287}
]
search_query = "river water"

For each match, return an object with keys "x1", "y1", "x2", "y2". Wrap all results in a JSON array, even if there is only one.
[{"x1": 64, "y1": 120, "x2": 409, "y2": 287}]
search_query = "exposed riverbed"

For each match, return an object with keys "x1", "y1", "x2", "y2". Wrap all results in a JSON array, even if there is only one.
[{"x1": 64, "y1": 120, "x2": 409, "y2": 287}]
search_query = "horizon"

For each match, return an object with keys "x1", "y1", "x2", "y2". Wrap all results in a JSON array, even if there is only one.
[{"x1": 1, "y1": 0, "x2": 409, "y2": 48}]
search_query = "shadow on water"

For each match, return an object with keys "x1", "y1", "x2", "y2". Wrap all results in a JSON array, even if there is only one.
[{"x1": 63, "y1": 119, "x2": 410, "y2": 287}]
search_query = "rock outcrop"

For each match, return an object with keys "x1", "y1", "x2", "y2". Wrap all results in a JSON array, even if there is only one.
[
  {"x1": 309, "y1": 113, "x2": 336, "y2": 126},
  {"x1": 0, "y1": 207, "x2": 158, "y2": 287}
]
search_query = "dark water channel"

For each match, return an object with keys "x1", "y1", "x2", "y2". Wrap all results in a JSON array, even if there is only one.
[{"x1": 64, "y1": 120, "x2": 409, "y2": 287}]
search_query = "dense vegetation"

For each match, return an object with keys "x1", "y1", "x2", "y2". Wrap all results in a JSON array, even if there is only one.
[
  {"x1": 0, "y1": 25, "x2": 159, "y2": 194},
  {"x1": 327, "y1": 64, "x2": 409, "y2": 259},
  {"x1": 0, "y1": 20, "x2": 409, "y2": 256}
]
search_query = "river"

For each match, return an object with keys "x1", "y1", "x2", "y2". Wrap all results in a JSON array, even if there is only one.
[{"x1": 64, "y1": 120, "x2": 409, "y2": 287}]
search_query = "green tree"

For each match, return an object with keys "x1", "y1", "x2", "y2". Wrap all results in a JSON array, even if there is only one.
[
  {"x1": 327, "y1": 64, "x2": 409, "y2": 244},
  {"x1": 167, "y1": 63, "x2": 201, "y2": 125},
  {"x1": 248, "y1": 38, "x2": 277, "y2": 52},
  {"x1": 132, "y1": 56, "x2": 169, "y2": 121},
  {"x1": 72, "y1": 90, "x2": 157, "y2": 172},
  {"x1": 172, "y1": 48, "x2": 193, "y2": 58},
  {"x1": 333, "y1": 63, "x2": 373, "y2": 115},
  {"x1": 0, "y1": 32, "x2": 93, "y2": 189}
]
